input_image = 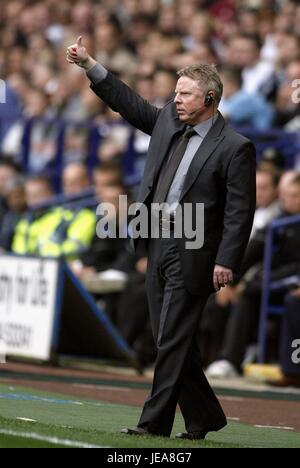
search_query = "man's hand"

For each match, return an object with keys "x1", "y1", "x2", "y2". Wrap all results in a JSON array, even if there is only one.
[
  {"x1": 66, "y1": 36, "x2": 96, "y2": 70},
  {"x1": 213, "y1": 264, "x2": 234, "y2": 292},
  {"x1": 136, "y1": 257, "x2": 148, "y2": 275}
]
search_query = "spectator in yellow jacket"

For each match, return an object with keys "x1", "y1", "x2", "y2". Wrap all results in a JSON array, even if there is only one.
[{"x1": 12, "y1": 168, "x2": 96, "y2": 260}]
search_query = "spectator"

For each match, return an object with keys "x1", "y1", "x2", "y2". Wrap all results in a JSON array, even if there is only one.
[
  {"x1": 237, "y1": 7, "x2": 260, "y2": 36},
  {"x1": 152, "y1": 69, "x2": 178, "y2": 108},
  {"x1": 38, "y1": 164, "x2": 96, "y2": 258},
  {"x1": 79, "y1": 180, "x2": 128, "y2": 274},
  {"x1": 127, "y1": 14, "x2": 157, "y2": 51},
  {"x1": 11, "y1": 173, "x2": 96, "y2": 259},
  {"x1": 280, "y1": 59, "x2": 300, "y2": 132},
  {"x1": 1, "y1": 89, "x2": 56, "y2": 171},
  {"x1": 259, "y1": 148, "x2": 286, "y2": 173},
  {"x1": 0, "y1": 175, "x2": 27, "y2": 252},
  {"x1": 0, "y1": 159, "x2": 20, "y2": 225},
  {"x1": 62, "y1": 162, "x2": 90, "y2": 195},
  {"x1": 268, "y1": 288, "x2": 300, "y2": 388},
  {"x1": 0, "y1": 82, "x2": 22, "y2": 142},
  {"x1": 94, "y1": 17, "x2": 137, "y2": 75},
  {"x1": 276, "y1": 33, "x2": 300, "y2": 71},
  {"x1": 219, "y1": 66, "x2": 274, "y2": 130},
  {"x1": 206, "y1": 174, "x2": 300, "y2": 378},
  {"x1": 225, "y1": 33, "x2": 275, "y2": 96},
  {"x1": 11, "y1": 176, "x2": 56, "y2": 255},
  {"x1": 183, "y1": 12, "x2": 216, "y2": 51},
  {"x1": 93, "y1": 162, "x2": 124, "y2": 201},
  {"x1": 199, "y1": 167, "x2": 281, "y2": 366},
  {"x1": 250, "y1": 168, "x2": 281, "y2": 239},
  {"x1": 279, "y1": 170, "x2": 300, "y2": 201}
]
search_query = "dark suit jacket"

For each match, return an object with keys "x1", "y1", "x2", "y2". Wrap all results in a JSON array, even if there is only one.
[{"x1": 90, "y1": 72, "x2": 256, "y2": 295}]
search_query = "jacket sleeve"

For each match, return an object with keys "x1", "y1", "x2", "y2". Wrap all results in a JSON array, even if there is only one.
[
  {"x1": 215, "y1": 141, "x2": 257, "y2": 273},
  {"x1": 89, "y1": 71, "x2": 161, "y2": 136}
]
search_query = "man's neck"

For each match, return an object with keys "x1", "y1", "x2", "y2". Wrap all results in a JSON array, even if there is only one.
[{"x1": 194, "y1": 111, "x2": 218, "y2": 126}]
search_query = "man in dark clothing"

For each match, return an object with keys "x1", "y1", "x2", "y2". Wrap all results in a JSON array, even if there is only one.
[
  {"x1": 67, "y1": 36, "x2": 256, "y2": 440},
  {"x1": 80, "y1": 177, "x2": 128, "y2": 272},
  {"x1": 267, "y1": 288, "x2": 300, "y2": 388},
  {"x1": 0, "y1": 159, "x2": 20, "y2": 227},
  {"x1": 0, "y1": 176, "x2": 26, "y2": 251},
  {"x1": 207, "y1": 174, "x2": 300, "y2": 378}
]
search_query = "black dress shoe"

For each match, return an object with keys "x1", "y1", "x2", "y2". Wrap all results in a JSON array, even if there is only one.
[
  {"x1": 175, "y1": 431, "x2": 207, "y2": 440},
  {"x1": 121, "y1": 427, "x2": 153, "y2": 436},
  {"x1": 176, "y1": 421, "x2": 227, "y2": 440}
]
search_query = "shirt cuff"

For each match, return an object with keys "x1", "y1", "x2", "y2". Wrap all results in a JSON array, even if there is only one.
[{"x1": 86, "y1": 63, "x2": 108, "y2": 84}]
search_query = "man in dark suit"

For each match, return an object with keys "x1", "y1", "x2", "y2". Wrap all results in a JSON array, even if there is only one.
[{"x1": 67, "y1": 37, "x2": 256, "y2": 440}]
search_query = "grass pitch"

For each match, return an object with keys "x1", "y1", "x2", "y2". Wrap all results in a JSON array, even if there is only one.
[{"x1": 0, "y1": 384, "x2": 299, "y2": 448}]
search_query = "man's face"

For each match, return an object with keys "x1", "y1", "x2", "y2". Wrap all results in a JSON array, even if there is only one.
[
  {"x1": 95, "y1": 24, "x2": 121, "y2": 53},
  {"x1": 256, "y1": 173, "x2": 278, "y2": 208},
  {"x1": 7, "y1": 187, "x2": 26, "y2": 212},
  {"x1": 0, "y1": 166, "x2": 16, "y2": 197},
  {"x1": 94, "y1": 171, "x2": 121, "y2": 202},
  {"x1": 98, "y1": 186, "x2": 126, "y2": 220},
  {"x1": 227, "y1": 38, "x2": 259, "y2": 68},
  {"x1": 174, "y1": 76, "x2": 206, "y2": 125},
  {"x1": 25, "y1": 182, "x2": 52, "y2": 208},
  {"x1": 286, "y1": 62, "x2": 300, "y2": 82},
  {"x1": 281, "y1": 183, "x2": 300, "y2": 215},
  {"x1": 154, "y1": 71, "x2": 177, "y2": 100},
  {"x1": 63, "y1": 168, "x2": 89, "y2": 196},
  {"x1": 277, "y1": 36, "x2": 300, "y2": 66}
]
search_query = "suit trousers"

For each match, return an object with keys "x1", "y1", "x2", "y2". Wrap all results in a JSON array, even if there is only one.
[{"x1": 138, "y1": 233, "x2": 227, "y2": 437}]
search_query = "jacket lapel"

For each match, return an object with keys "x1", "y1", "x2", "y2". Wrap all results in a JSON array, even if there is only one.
[{"x1": 179, "y1": 113, "x2": 226, "y2": 202}]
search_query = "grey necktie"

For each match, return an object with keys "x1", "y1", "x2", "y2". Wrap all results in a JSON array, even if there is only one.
[{"x1": 152, "y1": 127, "x2": 196, "y2": 204}]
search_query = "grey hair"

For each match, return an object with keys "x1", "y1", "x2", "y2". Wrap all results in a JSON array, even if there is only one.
[{"x1": 177, "y1": 64, "x2": 223, "y2": 104}]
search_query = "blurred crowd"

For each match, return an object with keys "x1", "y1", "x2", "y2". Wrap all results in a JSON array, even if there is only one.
[
  {"x1": 0, "y1": 0, "x2": 300, "y2": 384},
  {"x1": 0, "y1": 0, "x2": 300, "y2": 167}
]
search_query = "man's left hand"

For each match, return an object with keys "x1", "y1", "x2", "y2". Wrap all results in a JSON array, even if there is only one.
[{"x1": 214, "y1": 264, "x2": 234, "y2": 292}]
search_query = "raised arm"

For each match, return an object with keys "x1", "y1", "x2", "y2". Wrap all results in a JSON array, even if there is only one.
[{"x1": 66, "y1": 36, "x2": 160, "y2": 136}]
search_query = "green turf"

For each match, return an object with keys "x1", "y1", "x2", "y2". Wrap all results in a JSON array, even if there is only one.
[
  {"x1": 0, "y1": 435, "x2": 66, "y2": 449},
  {"x1": 0, "y1": 384, "x2": 299, "y2": 448}
]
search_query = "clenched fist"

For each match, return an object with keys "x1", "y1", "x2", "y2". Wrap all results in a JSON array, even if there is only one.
[{"x1": 66, "y1": 36, "x2": 96, "y2": 70}]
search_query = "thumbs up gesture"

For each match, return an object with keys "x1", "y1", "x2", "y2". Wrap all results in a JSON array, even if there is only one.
[{"x1": 66, "y1": 36, "x2": 95, "y2": 70}]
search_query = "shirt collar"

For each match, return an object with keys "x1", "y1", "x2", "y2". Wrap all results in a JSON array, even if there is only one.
[{"x1": 192, "y1": 114, "x2": 218, "y2": 138}]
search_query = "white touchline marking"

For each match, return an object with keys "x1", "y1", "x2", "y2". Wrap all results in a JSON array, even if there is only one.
[
  {"x1": 72, "y1": 384, "x2": 131, "y2": 392},
  {"x1": 0, "y1": 429, "x2": 111, "y2": 448},
  {"x1": 16, "y1": 418, "x2": 37, "y2": 423},
  {"x1": 220, "y1": 396, "x2": 245, "y2": 402},
  {"x1": 254, "y1": 425, "x2": 294, "y2": 431},
  {"x1": 227, "y1": 417, "x2": 241, "y2": 421}
]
